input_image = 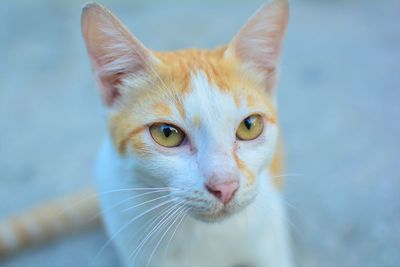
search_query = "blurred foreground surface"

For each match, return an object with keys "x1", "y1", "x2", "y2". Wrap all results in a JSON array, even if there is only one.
[{"x1": 0, "y1": 0, "x2": 399, "y2": 266}]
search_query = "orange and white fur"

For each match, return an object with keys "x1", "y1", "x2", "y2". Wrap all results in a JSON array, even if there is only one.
[{"x1": 1, "y1": 1, "x2": 291, "y2": 266}]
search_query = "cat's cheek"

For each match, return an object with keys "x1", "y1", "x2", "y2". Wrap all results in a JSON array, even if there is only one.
[
  {"x1": 237, "y1": 126, "x2": 278, "y2": 182},
  {"x1": 161, "y1": 152, "x2": 199, "y2": 180}
]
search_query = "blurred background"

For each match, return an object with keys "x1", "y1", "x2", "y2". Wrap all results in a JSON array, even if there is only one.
[{"x1": 0, "y1": 0, "x2": 399, "y2": 266}]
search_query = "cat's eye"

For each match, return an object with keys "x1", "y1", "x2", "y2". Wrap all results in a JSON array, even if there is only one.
[
  {"x1": 150, "y1": 123, "x2": 185, "y2": 147},
  {"x1": 236, "y1": 114, "x2": 264, "y2": 141}
]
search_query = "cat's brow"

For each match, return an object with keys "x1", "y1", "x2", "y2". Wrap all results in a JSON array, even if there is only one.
[{"x1": 119, "y1": 126, "x2": 145, "y2": 154}]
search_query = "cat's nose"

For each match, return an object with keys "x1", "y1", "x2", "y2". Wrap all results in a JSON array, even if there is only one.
[{"x1": 205, "y1": 180, "x2": 239, "y2": 204}]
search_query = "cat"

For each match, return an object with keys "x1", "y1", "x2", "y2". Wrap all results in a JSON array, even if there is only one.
[{"x1": 0, "y1": 1, "x2": 291, "y2": 266}]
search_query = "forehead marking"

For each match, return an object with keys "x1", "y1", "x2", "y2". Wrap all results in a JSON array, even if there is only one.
[
  {"x1": 184, "y1": 71, "x2": 238, "y2": 133},
  {"x1": 153, "y1": 103, "x2": 172, "y2": 117},
  {"x1": 175, "y1": 98, "x2": 186, "y2": 119},
  {"x1": 246, "y1": 94, "x2": 256, "y2": 108},
  {"x1": 233, "y1": 94, "x2": 240, "y2": 108}
]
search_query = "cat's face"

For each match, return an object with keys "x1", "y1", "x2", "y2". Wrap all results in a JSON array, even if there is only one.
[
  {"x1": 109, "y1": 50, "x2": 279, "y2": 221},
  {"x1": 82, "y1": 1, "x2": 288, "y2": 222}
]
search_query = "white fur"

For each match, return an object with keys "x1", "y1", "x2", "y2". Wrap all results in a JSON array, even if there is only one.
[{"x1": 95, "y1": 72, "x2": 292, "y2": 267}]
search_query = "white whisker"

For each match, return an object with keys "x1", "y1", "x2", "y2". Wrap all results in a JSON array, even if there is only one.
[
  {"x1": 162, "y1": 207, "x2": 190, "y2": 259},
  {"x1": 56, "y1": 187, "x2": 179, "y2": 218},
  {"x1": 87, "y1": 189, "x2": 173, "y2": 223},
  {"x1": 145, "y1": 206, "x2": 188, "y2": 267},
  {"x1": 121, "y1": 194, "x2": 171, "y2": 213},
  {"x1": 128, "y1": 201, "x2": 182, "y2": 260},
  {"x1": 128, "y1": 200, "x2": 186, "y2": 262},
  {"x1": 92, "y1": 198, "x2": 176, "y2": 262}
]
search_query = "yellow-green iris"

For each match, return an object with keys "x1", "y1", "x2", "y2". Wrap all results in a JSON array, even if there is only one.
[
  {"x1": 236, "y1": 114, "x2": 264, "y2": 140},
  {"x1": 150, "y1": 123, "x2": 185, "y2": 147}
]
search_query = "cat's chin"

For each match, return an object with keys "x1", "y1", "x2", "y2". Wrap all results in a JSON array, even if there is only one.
[
  {"x1": 189, "y1": 200, "x2": 251, "y2": 223},
  {"x1": 191, "y1": 210, "x2": 228, "y2": 223}
]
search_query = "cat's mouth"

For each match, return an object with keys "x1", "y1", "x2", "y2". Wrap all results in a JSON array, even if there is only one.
[{"x1": 188, "y1": 197, "x2": 254, "y2": 223}]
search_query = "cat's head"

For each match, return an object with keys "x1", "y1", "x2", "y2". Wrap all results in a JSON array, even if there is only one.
[{"x1": 82, "y1": 1, "x2": 288, "y2": 222}]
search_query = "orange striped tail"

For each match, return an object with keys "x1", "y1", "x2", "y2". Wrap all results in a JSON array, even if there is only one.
[{"x1": 0, "y1": 189, "x2": 101, "y2": 258}]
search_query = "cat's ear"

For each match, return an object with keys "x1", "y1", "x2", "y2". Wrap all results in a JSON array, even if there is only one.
[
  {"x1": 81, "y1": 3, "x2": 157, "y2": 106},
  {"x1": 225, "y1": 0, "x2": 289, "y2": 81}
]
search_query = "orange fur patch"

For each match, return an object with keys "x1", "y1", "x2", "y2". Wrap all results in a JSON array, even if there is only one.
[
  {"x1": 233, "y1": 151, "x2": 256, "y2": 186},
  {"x1": 10, "y1": 218, "x2": 31, "y2": 249},
  {"x1": 117, "y1": 125, "x2": 145, "y2": 155},
  {"x1": 32, "y1": 202, "x2": 70, "y2": 241},
  {"x1": 153, "y1": 103, "x2": 172, "y2": 117},
  {"x1": 246, "y1": 94, "x2": 256, "y2": 108},
  {"x1": 131, "y1": 133, "x2": 151, "y2": 157},
  {"x1": 269, "y1": 138, "x2": 285, "y2": 190}
]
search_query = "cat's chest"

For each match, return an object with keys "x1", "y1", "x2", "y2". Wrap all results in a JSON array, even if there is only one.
[{"x1": 148, "y1": 204, "x2": 267, "y2": 267}]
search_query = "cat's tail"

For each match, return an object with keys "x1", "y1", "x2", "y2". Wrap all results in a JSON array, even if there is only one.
[{"x1": 0, "y1": 188, "x2": 101, "y2": 258}]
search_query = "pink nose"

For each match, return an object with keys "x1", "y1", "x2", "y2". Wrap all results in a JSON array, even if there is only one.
[{"x1": 205, "y1": 181, "x2": 239, "y2": 204}]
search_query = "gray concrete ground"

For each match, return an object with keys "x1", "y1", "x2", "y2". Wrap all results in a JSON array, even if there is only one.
[{"x1": 0, "y1": 0, "x2": 399, "y2": 266}]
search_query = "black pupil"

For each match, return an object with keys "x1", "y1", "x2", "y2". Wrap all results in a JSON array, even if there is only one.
[
  {"x1": 244, "y1": 117, "x2": 253, "y2": 130},
  {"x1": 162, "y1": 126, "x2": 173, "y2": 138}
]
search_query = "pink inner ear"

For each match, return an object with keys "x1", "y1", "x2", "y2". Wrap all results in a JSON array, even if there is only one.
[
  {"x1": 227, "y1": 0, "x2": 289, "y2": 74},
  {"x1": 97, "y1": 72, "x2": 122, "y2": 106},
  {"x1": 82, "y1": 3, "x2": 156, "y2": 107}
]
